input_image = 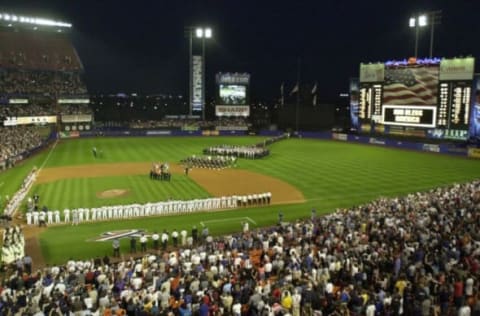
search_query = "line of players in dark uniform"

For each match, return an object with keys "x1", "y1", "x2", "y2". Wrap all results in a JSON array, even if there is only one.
[
  {"x1": 203, "y1": 145, "x2": 269, "y2": 159},
  {"x1": 180, "y1": 155, "x2": 235, "y2": 170}
]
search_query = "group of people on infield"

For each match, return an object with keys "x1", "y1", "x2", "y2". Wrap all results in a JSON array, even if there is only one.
[
  {"x1": 203, "y1": 145, "x2": 269, "y2": 159},
  {"x1": 150, "y1": 162, "x2": 171, "y2": 181},
  {"x1": 25, "y1": 192, "x2": 272, "y2": 225},
  {"x1": 181, "y1": 155, "x2": 236, "y2": 170}
]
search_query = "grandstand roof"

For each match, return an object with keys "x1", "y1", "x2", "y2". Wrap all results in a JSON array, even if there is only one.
[
  {"x1": 0, "y1": 27, "x2": 83, "y2": 71},
  {"x1": 0, "y1": 12, "x2": 71, "y2": 30}
]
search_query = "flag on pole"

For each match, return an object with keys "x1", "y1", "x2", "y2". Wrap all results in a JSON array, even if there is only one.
[
  {"x1": 311, "y1": 82, "x2": 318, "y2": 106},
  {"x1": 280, "y1": 82, "x2": 285, "y2": 106},
  {"x1": 289, "y1": 83, "x2": 299, "y2": 96}
]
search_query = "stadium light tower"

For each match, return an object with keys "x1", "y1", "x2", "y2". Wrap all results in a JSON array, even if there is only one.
[
  {"x1": 195, "y1": 27, "x2": 212, "y2": 121},
  {"x1": 186, "y1": 27, "x2": 212, "y2": 119},
  {"x1": 409, "y1": 14, "x2": 428, "y2": 59}
]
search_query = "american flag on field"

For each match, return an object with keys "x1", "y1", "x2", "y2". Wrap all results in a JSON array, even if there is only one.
[{"x1": 383, "y1": 66, "x2": 439, "y2": 105}]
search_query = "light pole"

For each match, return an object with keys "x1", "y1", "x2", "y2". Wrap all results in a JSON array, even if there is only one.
[
  {"x1": 195, "y1": 27, "x2": 212, "y2": 121},
  {"x1": 188, "y1": 28, "x2": 193, "y2": 116},
  {"x1": 409, "y1": 14, "x2": 427, "y2": 58},
  {"x1": 428, "y1": 10, "x2": 442, "y2": 58}
]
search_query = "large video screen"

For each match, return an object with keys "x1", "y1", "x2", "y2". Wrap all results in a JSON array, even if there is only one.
[
  {"x1": 383, "y1": 66, "x2": 439, "y2": 106},
  {"x1": 219, "y1": 85, "x2": 246, "y2": 105}
]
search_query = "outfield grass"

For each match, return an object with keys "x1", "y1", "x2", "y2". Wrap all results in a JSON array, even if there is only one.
[{"x1": 2, "y1": 136, "x2": 480, "y2": 264}]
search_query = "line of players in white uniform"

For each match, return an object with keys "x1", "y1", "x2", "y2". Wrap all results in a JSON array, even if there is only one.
[
  {"x1": 25, "y1": 192, "x2": 272, "y2": 226},
  {"x1": 3, "y1": 169, "x2": 37, "y2": 216}
]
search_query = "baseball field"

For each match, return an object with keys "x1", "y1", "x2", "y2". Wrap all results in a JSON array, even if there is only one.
[{"x1": 1, "y1": 135, "x2": 480, "y2": 267}]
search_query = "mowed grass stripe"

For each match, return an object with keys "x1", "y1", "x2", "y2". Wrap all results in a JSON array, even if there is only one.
[{"x1": 135, "y1": 176, "x2": 158, "y2": 203}]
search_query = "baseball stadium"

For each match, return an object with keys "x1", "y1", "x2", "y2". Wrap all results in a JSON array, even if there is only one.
[{"x1": 0, "y1": 8, "x2": 480, "y2": 316}]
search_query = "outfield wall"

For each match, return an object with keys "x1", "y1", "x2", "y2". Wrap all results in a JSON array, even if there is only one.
[
  {"x1": 59, "y1": 129, "x2": 250, "y2": 138},
  {"x1": 297, "y1": 131, "x2": 475, "y2": 157}
]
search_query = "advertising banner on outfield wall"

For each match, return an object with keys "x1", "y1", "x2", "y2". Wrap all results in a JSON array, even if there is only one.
[
  {"x1": 426, "y1": 129, "x2": 469, "y2": 141},
  {"x1": 468, "y1": 148, "x2": 480, "y2": 159},
  {"x1": 332, "y1": 133, "x2": 348, "y2": 141},
  {"x1": 439, "y1": 57, "x2": 475, "y2": 81},
  {"x1": 359, "y1": 63, "x2": 385, "y2": 83},
  {"x1": 192, "y1": 55, "x2": 203, "y2": 112},
  {"x1": 59, "y1": 131, "x2": 80, "y2": 139}
]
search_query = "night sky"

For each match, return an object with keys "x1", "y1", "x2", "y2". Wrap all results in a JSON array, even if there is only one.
[{"x1": 2, "y1": 0, "x2": 479, "y2": 102}]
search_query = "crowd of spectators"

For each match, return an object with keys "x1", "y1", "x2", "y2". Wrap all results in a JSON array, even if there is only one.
[
  {"x1": 1, "y1": 180, "x2": 479, "y2": 315},
  {"x1": 208, "y1": 118, "x2": 250, "y2": 130},
  {"x1": 0, "y1": 31, "x2": 83, "y2": 71},
  {"x1": 100, "y1": 118, "x2": 250, "y2": 131},
  {"x1": 0, "y1": 103, "x2": 92, "y2": 118},
  {"x1": 58, "y1": 104, "x2": 93, "y2": 116},
  {"x1": 129, "y1": 119, "x2": 198, "y2": 130},
  {"x1": 1, "y1": 226, "x2": 25, "y2": 265},
  {"x1": 0, "y1": 69, "x2": 87, "y2": 97},
  {"x1": 0, "y1": 104, "x2": 52, "y2": 118},
  {"x1": 0, "y1": 126, "x2": 45, "y2": 167}
]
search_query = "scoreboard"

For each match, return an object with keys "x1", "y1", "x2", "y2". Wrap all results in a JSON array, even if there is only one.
[
  {"x1": 215, "y1": 72, "x2": 250, "y2": 117},
  {"x1": 353, "y1": 57, "x2": 476, "y2": 139},
  {"x1": 450, "y1": 82, "x2": 471, "y2": 127},
  {"x1": 359, "y1": 84, "x2": 382, "y2": 120}
]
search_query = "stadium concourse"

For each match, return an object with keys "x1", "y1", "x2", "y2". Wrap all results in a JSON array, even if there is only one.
[{"x1": 0, "y1": 180, "x2": 478, "y2": 315}]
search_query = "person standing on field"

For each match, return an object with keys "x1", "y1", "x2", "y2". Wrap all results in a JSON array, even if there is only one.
[
  {"x1": 112, "y1": 238, "x2": 120, "y2": 257},
  {"x1": 152, "y1": 231, "x2": 159, "y2": 250},
  {"x1": 140, "y1": 234, "x2": 147, "y2": 252}
]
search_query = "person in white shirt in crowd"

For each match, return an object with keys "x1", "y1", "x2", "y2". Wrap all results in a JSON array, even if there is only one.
[{"x1": 180, "y1": 229, "x2": 188, "y2": 246}]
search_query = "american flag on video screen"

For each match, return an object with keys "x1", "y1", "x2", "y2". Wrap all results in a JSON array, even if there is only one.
[{"x1": 383, "y1": 66, "x2": 439, "y2": 105}]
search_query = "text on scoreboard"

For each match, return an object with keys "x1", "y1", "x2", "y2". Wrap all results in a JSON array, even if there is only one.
[{"x1": 382, "y1": 105, "x2": 437, "y2": 128}]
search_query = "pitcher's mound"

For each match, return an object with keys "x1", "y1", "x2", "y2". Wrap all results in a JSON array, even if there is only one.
[{"x1": 97, "y1": 189, "x2": 130, "y2": 199}]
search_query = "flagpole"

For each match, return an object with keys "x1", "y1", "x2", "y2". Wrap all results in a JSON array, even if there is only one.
[{"x1": 295, "y1": 58, "x2": 301, "y2": 133}]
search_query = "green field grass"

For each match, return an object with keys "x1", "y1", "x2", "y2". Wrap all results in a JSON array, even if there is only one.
[{"x1": 2, "y1": 136, "x2": 480, "y2": 264}]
